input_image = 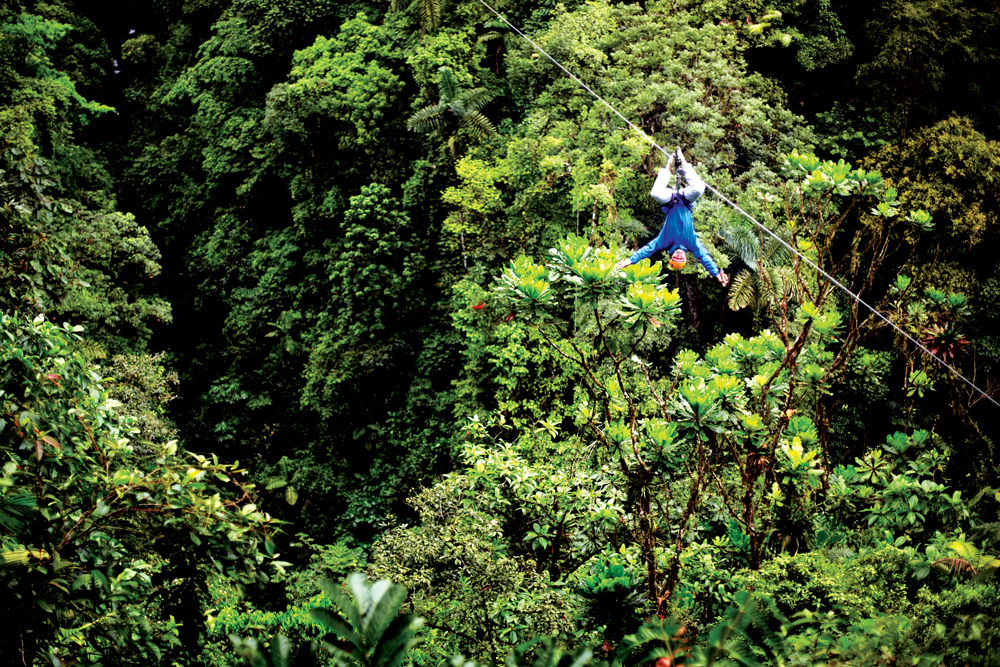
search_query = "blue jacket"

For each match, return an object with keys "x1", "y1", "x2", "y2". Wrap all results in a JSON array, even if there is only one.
[{"x1": 629, "y1": 162, "x2": 720, "y2": 277}]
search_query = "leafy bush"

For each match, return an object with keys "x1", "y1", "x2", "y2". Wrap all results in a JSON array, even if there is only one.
[
  {"x1": 0, "y1": 314, "x2": 279, "y2": 664},
  {"x1": 733, "y1": 545, "x2": 911, "y2": 618}
]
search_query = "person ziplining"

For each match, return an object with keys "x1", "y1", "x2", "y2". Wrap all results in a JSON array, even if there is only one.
[
  {"x1": 615, "y1": 149, "x2": 729, "y2": 287},
  {"x1": 474, "y1": 0, "x2": 997, "y2": 408}
]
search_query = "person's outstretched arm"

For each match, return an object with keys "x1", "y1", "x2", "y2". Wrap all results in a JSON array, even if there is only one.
[
  {"x1": 689, "y1": 234, "x2": 729, "y2": 286},
  {"x1": 624, "y1": 237, "x2": 661, "y2": 267}
]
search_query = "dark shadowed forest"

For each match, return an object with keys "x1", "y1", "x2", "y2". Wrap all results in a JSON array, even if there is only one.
[{"x1": 2, "y1": 0, "x2": 1000, "y2": 665}]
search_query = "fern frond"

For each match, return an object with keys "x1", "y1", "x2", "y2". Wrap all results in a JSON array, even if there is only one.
[
  {"x1": 695, "y1": 591, "x2": 765, "y2": 665},
  {"x1": 933, "y1": 557, "x2": 977, "y2": 577},
  {"x1": 720, "y1": 223, "x2": 759, "y2": 269},
  {"x1": 461, "y1": 88, "x2": 495, "y2": 114},
  {"x1": 406, "y1": 103, "x2": 448, "y2": 134},
  {"x1": 77, "y1": 339, "x2": 107, "y2": 361},
  {"x1": 728, "y1": 270, "x2": 758, "y2": 311},
  {"x1": 437, "y1": 66, "x2": 458, "y2": 103},
  {"x1": 460, "y1": 110, "x2": 496, "y2": 138},
  {"x1": 761, "y1": 234, "x2": 792, "y2": 267},
  {"x1": 421, "y1": 0, "x2": 441, "y2": 34},
  {"x1": 477, "y1": 31, "x2": 502, "y2": 43}
]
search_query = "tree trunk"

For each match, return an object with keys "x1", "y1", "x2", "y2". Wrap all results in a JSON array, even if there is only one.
[{"x1": 685, "y1": 275, "x2": 702, "y2": 340}]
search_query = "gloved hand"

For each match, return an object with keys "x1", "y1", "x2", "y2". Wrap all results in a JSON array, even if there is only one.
[{"x1": 676, "y1": 147, "x2": 687, "y2": 165}]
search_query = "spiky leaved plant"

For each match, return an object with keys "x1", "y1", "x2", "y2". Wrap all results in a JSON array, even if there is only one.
[
  {"x1": 230, "y1": 573, "x2": 423, "y2": 667},
  {"x1": 311, "y1": 573, "x2": 423, "y2": 667},
  {"x1": 407, "y1": 66, "x2": 496, "y2": 156}
]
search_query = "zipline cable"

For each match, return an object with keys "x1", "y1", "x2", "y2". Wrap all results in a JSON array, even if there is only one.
[{"x1": 472, "y1": 0, "x2": 1000, "y2": 409}]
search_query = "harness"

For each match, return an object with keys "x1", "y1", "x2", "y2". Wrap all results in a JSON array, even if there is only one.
[{"x1": 660, "y1": 190, "x2": 693, "y2": 217}]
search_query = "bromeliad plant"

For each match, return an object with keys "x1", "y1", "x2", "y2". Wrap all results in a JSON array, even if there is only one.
[
  {"x1": 497, "y1": 255, "x2": 557, "y2": 317},
  {"x1": 579, "y1": 551, "x2": 645, "y2": 647}
]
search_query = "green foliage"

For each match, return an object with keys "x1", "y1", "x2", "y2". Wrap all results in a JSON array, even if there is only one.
[
  {"x1": 300, "y1": 182, "x2": 424, "y2": 416},
  {"x1": 733, "y1": 546, "x2": 911, "y2": 618},
  {"x1": 578, "y1": 550, "x2": 644, "y2": 645},
  {"x1": 223, "y1": 572, "x2": 430, "y2": 667},
  {"x1": 0, "y1": 11, "x2": 114, "y2": 117},
  {"x1": 814, "y1": 101, "x2": 893, "y2": 161},
  {"x1": 720, "y1": 219, "x2": 797, "y2": 328},
  {"x1": 867, "y1": 118, "x2": 1000, "y2": 251},
  {"x1": 695, "y1": 0, "x2": 854, "y2": 71},
  {"x1": 579, "y1": 552, "x2": 635, "y2": 598},
  {"x1": 212, "y1": 586, "x2": 334, "y2": 638},
  {"x1": 0, "y1": 313, "x2": 280, "y2": 664},
  {"x1": 202, "y1": 537, "x2": 366, "y2": 666},
  {"x1": 271, "y1": 17, "x2": 405, "y2": 152},
  {"x1": 0, "y1": 7, "x2": 168, "y2": 354},
  {"x1": 855, "y1": 1, "x2": 999, "y2": 139},
  {"x1": 390, "y1": 0, "x2": 443, "y2": 35},
  {"x1": 123, "y1": 3, "x2": 455, "y2": 542},
  {"x1": 421, "y1": 134, "x2": 991, "y2": 661},
  {"x1": 438, "y1": 0, "x2": 816, "y2": 273},
  {"x1": 369, "y1": 475, "x2": 580, "y2": 663},
  {"x1": 284, "y1": 537, "x2": 367, "y2": 605},
  {"x1": 99, "y1": 353, "x2": 179, "y2": 451},
  {"x1": 9, "y1": 1, "x2": 998, "y2": 663}
]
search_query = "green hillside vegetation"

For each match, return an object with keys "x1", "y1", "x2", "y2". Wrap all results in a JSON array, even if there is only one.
[{"x1": 1, "y1": 0, "x2": 998, "y2": 665}]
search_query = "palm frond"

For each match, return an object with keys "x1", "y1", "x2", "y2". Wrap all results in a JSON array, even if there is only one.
[
  {"x1": 2, "y1": 548, "x2": 49, "y2": 567},
  {"x1": 388, "y1": 0, "x2": 410, "y2": 13},
  {"x1": 758, "y1": 267, "x2": 782, "y2": 307},
  {"x1": 437, "y1": 66, "x2": 458, "y2": 103},
  {"x1": 0, "y1": 492, "x2": 40, "y2": 534},
  {"x1": 772, "y1": 266, "x2": 800, "y2": 301},
  {"x1": 406, "y1": 103, "x2": 448, "y2": 134},
  {"x1": 459, "y1": 110, "x2": 496, "y2": 138}
]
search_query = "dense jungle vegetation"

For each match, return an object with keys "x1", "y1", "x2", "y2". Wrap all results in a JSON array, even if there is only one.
[{"x1": 3, "y1": 0, "x2": 1000, "y2": 664}]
